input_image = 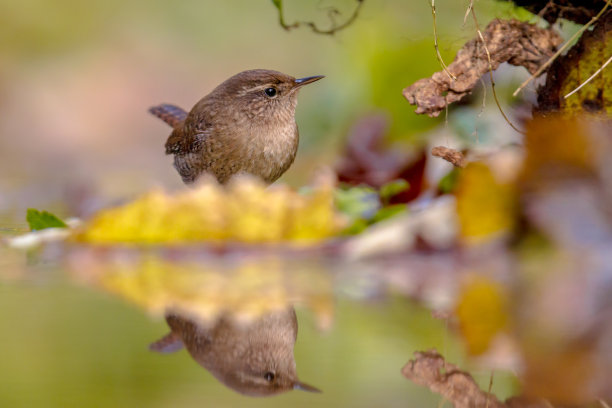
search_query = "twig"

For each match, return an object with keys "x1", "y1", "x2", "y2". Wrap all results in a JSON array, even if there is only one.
[
  {"x1": 431, "y1": 146, "x2": 467, "y2": 168},
  {"x1": 512, "y1": 0, "x2": 611, "y2": 97},
  {"x1": 473, "y1": 76, "x2": 487, "y2": 144},
  {"x1": 463, "y1": 0, "x2": 473, "y2": 26},
  {"x1": 564, "y1": 54, "x2": 612, "y2": 99},
  {"x1": 485, "y1": 370, "x2": 494, "y2": 408},
  {"x1": 431, "y1": 0, "x2": 457, "y2": 80},
  {"x1": 469, "y1": 3, "x2": 525, "y2": 134},
  {"x1": 600, "y1": 399, "x2": 612, "y2": 408},
  {"x1": 273, "y1": 0, "x2": 364, "y2": 35}
]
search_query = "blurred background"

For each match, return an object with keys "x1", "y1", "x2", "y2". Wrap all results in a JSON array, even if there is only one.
[
  {"x1": 0, "y1": 0, "x2": 560, "y2": 406},
  {"x1": 0, "y1": 0, "x2": 532, "y2": 209}
]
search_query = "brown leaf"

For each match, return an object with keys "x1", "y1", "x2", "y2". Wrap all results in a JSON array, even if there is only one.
[
  {"x1": 403, "y1": 19, "x2": 562, "y2": 117},
  {"x1": 335, "y1": 114, "x2": 427, "y2": 202}
]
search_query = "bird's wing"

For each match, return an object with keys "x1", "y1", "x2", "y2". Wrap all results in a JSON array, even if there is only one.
[{"x1": 164, "y1": 123, "x2": 213, "y2": 155}]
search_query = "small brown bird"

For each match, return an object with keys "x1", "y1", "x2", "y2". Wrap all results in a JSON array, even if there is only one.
[
  {"x1": 150, "y1": 308, "x2": 320, "y2": 397},
  {"x1": 149, "y1": 69, "x2": 324, "y2": 184}
]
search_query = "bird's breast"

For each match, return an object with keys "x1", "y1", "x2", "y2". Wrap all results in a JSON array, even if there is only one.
[{"x1": 247, "y1": 120, "x2": 299, "y2": 183}]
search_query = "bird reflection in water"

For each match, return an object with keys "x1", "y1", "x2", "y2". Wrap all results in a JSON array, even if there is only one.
[{"x1": 150, "y1": 307, "x2": 320, "y2": 396}]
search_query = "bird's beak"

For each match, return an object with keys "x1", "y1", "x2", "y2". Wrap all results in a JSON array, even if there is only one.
[
  {"x1": 293, "y1": 381, "x2": 322, "y2": 393},
  {"x1": 293, "y1": 75, "x2": 325, "y2": 88}
]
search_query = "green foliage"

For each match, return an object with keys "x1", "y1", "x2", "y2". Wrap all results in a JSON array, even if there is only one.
[
  {"x1": 371, "y1": 204, "x2": 407, "y2": 223},
  {"x1": 26, "y1": 209, "x2": 67, "y2": 231},
  {"x1": 334, "y1": 185, "x2": 408, "y2": 235},
  {"x1": 379, "y1": 179, "x2": 409, "y2": 204},
  {"x1": 334, "y1": 185, "x2": 380, "y2": 221},
  {"x1": 438, "y1": 168, "x2": 460, "y2": 194}
]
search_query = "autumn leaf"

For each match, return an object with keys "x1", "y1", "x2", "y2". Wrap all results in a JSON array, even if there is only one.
[
  {"x1": 539, "y1": 12, "x2": 612, "y2": 115},
  {"x1": 75, "y1": 176, "x2": 342, "y2": 245},
  {"x1": 455, "y1": 162, "x2": 516, "y2": 243},
  {"x1": 521, "y1": 116, "x2": 594, "y2": 185},
  {"x1": 335, "y1": 114, "x2": 427, "y2": 203},
  {"x1": 455, "y1": 277, "x2": 508, "y2": 355}
]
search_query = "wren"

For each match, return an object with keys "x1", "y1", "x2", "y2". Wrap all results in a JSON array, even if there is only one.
[
  {"x1": 150, "y1": 308, "x2": 320, "y2": 397},
  {"x1": 149, "y1": 69, "x2": 324, "y2": 184}
]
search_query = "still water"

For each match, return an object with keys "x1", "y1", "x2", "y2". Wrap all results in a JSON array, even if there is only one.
[{"x1": 0, "y1": 221, "x2": 517, "y2": 407}]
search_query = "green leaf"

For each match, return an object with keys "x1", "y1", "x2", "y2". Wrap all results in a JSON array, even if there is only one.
[
  {"x1": 334, "y1": 186, "x2": 380, "y2": 220},
  {"x1": 379, "y1": 179, "x2": 409, "y2": 204},
  {"x1": 271, "y1": 0, "x2": 282, "y2": 11},
  {"x1": 371, "y1": 204, "x2": 407, "y2": 223},
  {"x1": 342, "y1": 218, "x2": 370, "y2": 236},
  {"x1": 438, "y1": 168, "x2": 460, "y2": 194},
  {"x1": 26, "y1": 209, "x2": 67, "y2": 231}
]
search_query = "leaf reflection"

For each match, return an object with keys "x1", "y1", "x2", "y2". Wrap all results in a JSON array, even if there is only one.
[{"x1": 67, "y1": 247, "x2": 334, "y2": 330}]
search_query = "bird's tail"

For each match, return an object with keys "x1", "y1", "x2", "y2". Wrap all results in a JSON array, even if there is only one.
[{"x1": 149, "y1": 104, "x2": 188, "y2": 128}]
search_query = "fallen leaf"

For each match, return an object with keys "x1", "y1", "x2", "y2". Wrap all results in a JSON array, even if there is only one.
[{"x1": 26, "y1": 208, "x2": 67, "y2": 230}]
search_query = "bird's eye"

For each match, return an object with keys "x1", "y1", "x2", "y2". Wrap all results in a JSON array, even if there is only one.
[
  {"x1": 264, "y1": 372, "x2": 275, "y2": 382},
  {"x1": 264, "y1": 87, "x2": 277, "y2": 98}
]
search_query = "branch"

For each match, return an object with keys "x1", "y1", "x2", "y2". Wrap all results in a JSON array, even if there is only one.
[
  {"x1": 403, "y1": 19, "x2": 562, "y2": 117},
  {"x1": 402, "y1": 350, "x2": 557, "y2": 408},
  {"x1": 469, "y1": 4, "x2": 524, "y2": 134},
  {"x1": 271, "y1": 0, "x2": 364, "y2": 35},
  {"x1": 401, "y1": 350, "x2": 506, "y2": 408}
]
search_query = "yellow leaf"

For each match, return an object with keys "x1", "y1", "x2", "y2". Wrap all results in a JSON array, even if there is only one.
[
  {"x1": 75, "y1": 176, "x2": 341, "y2": 245},
  {"x1": 559, "y1": 27, "x2": 612, "y2": 115},
  {"x1": 455, "y1": 162, "x2": 516, "y2": 243},
  {"x1": 455, "y1": 277, "x2": 508, "y2": 355}
]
